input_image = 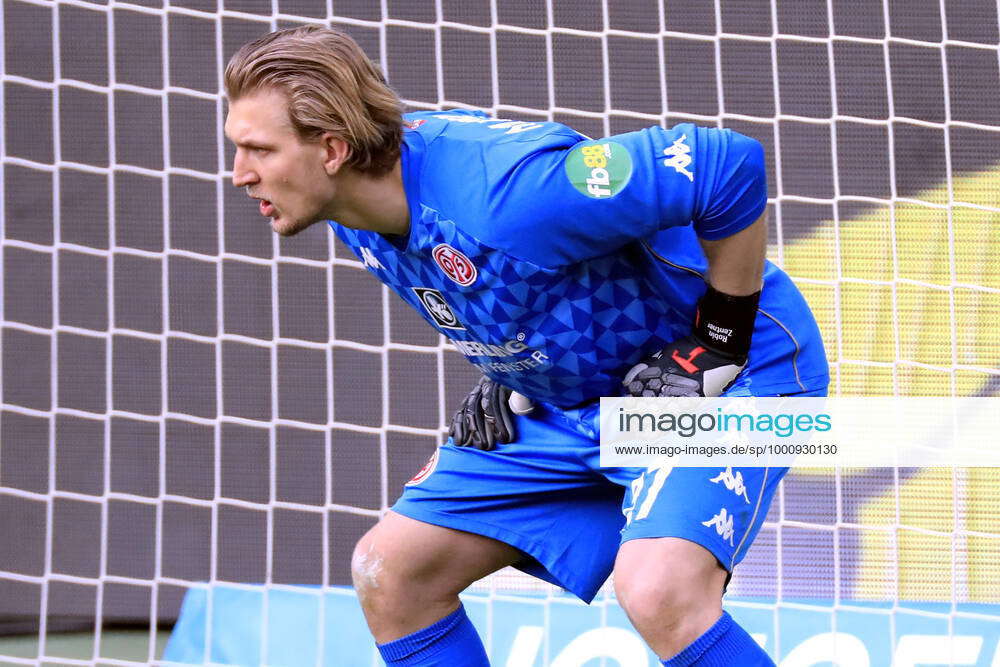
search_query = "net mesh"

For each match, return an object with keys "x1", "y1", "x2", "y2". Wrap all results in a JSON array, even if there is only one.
[{"x1": 1, "y1": 0, "x2": 998, "y2": 663}]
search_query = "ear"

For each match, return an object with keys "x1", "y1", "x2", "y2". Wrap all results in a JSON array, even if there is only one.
[{"x1": 320, "y1": 133, "x2": 351, "y2": 176}]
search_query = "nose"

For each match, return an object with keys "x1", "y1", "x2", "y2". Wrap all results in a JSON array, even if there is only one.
[{"x1": 231, "y1": 150, "x2": 259, "y2": 188}]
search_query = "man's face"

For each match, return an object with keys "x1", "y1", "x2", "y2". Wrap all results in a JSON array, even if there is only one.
[{"x1": 225, "y1": 88, "x2": 335, "y2": 237}]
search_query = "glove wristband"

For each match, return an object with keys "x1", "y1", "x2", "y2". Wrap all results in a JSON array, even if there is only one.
[{"x1": 694, "y1": 284, "x2": 760, "y2": 361}]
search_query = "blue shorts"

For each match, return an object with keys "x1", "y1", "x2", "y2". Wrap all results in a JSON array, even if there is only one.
[{"x1": 393, "y1": 386, "x2": 827, "y2": 603}]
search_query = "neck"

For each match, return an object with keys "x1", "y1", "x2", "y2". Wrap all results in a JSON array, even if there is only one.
[{"x1": 324, "y1": 160, "x2": 409, "y2": 236}]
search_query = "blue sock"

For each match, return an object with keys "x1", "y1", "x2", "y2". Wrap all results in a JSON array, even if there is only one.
[
  {"x1": 661, "y1": 611, "x2": 774, "y2": 666},
  {"x1": 376, "y1": 604, "x2": 488, "y2": 666}
]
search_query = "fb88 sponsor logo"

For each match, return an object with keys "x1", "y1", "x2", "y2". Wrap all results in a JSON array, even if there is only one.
[{"x1": 565, "y1": 141, "x2": 633, "y2": 199}]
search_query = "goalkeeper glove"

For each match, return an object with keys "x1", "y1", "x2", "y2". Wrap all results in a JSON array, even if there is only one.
[
  {"x1": 449, "y1": 375, "x2": 534, "y2": 450},
  {"x1": 623, "y1": 285, "x2": 760, "y2": 398}
]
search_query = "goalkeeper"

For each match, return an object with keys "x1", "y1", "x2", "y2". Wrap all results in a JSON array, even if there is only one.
[{"x1": 224, "y1": 26, "x2": 829, "y2": 666}]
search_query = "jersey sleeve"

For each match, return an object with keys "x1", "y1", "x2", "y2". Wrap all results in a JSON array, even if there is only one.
[{"x1": 479, "y1": 123, "x2": 766, "y2": 267}]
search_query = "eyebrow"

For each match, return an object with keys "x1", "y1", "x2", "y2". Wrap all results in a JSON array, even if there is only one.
[
  {"x1": 235, "y1": 140, "x2": 274, "y2": 149},
  {"x1": 223, "y1": 122, "x2": 256, "y2": 144},
  {"x1": 225, "y1": 131, "x2": 274, "y2": 150}
]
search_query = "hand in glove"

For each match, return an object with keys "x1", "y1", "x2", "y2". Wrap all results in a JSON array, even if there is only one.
[
  {"x1": 449, "y1": 375, "x2": 534, "y2": 450},
  {"x1": 623, "y1": 285, "x2": 760, "y2": 398}
]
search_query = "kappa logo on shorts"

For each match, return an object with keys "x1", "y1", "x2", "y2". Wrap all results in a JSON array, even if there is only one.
[
  {"x1": 702, "y1": 507, "x2": 736, "y2": 546},
  {"x1": 413, "y1": 287, "x2": 465, "y2": 330},
  {"x1": 406, "y1": 449, "x2": 440, "y2": 486},
  {"x1": 709, "y1": 467, "x2": 750, "y2": 504},
  {"x1": 432, "y1": 244, "x2": 477, "y2": 286}
]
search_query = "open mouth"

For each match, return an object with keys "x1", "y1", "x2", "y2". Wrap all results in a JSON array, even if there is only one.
[{"x1": 259, "y1": 199, "x2": 275, "y2": 217}]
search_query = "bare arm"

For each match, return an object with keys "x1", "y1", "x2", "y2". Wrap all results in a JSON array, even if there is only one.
[
  {"x1": 699, "y1": 212, "x2": 766, "y2": 297},
  {"x1": 624, "y1": 212, "x2": 766, "y2": 397}
]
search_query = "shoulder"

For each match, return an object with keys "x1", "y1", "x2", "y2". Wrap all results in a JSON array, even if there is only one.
[
  {"x1": 404, "y1": 109, "x2": 579, "y2": 141},
  {"x1": 403, "y1": 109, "x2": 586, "y2": 233},
  {"x1": 405, "y1": 109, "x2": 583, "y2": 165}
]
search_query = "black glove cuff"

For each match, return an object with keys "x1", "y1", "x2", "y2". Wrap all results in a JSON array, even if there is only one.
[{"x1": 694, "y1": 284, "x2": 760, "y2": 360}]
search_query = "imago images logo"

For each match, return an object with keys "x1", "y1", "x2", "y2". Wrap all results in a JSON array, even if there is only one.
[{"x1": 432, "y1": 244, "x2": 477, "y2": 286}]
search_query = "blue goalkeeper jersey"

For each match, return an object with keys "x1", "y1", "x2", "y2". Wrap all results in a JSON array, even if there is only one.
[{"x1": 330, "y1": 110, "x2": 828, "y2": 406}]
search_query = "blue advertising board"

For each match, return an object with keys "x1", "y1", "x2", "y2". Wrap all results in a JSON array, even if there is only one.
[{"x1": 163, "y1": 585, "x2": 1000, "y2": 666}]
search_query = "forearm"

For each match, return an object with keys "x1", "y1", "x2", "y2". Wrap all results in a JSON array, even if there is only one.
[
  {"x1": 698, "y1": 212, "x2": 767, "y2": 296},
  {"x1": 624, "y1": 213, "x2": 765, "y2": 398}
]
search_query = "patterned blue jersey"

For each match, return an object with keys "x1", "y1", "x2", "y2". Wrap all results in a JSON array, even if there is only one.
[{"x1": 331, "y1": 110, "x2": 828, "y2": 406}]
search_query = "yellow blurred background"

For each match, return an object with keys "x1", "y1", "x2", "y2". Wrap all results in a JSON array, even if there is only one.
[{"x1": 781, "y1": 166, "x2": 1000, "y2": 603}]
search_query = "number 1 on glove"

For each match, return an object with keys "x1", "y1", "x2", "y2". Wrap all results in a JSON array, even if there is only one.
[{"x1": 623, "y1": 285, "x2": 760, "y2": 398}]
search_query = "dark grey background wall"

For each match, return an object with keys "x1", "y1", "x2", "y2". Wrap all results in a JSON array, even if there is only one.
[{"x1": 2, "y1": 0, "x2": 998, "y2": 630}]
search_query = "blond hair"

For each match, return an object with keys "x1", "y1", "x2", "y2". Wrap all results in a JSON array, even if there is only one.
[{"x1": 225, "y1": 25, "x2": 403, "y2": 175}]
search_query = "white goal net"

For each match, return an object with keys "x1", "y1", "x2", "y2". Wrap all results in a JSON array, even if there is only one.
[{"x1": 1, "y1": 0, "x2": 998, "y2": 665}]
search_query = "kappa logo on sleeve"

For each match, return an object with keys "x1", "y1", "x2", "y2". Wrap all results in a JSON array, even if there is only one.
[
  {"x1": 412, "y1": 287, "x2": 465, "y2": 330},
  {"x1": 661, "y1": 134, "x2": 694, "y2": 181},
  {"x1": 565, "y1": 141, "x2": 633, "y2": 198}
]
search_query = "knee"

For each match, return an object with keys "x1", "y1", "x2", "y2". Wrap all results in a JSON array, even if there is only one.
[
  {"x1": 350, "y1": 529, "x2": 387, "y2": 607},
  {"x1": 351, "y1": 526, "x2": 429, "y2": 627},
  {"x1": 350, "y1": 521, "x2": 456, "y2": 613},
  {"x1": 613, "y1": 540, "x2": 725, "y2": 647},
  {"x1": 351, "y1": 525, "x2": 464, "y2": 643},
  {"x1": 614, "y1": 570, "x2": 706, "y2": 632}
]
